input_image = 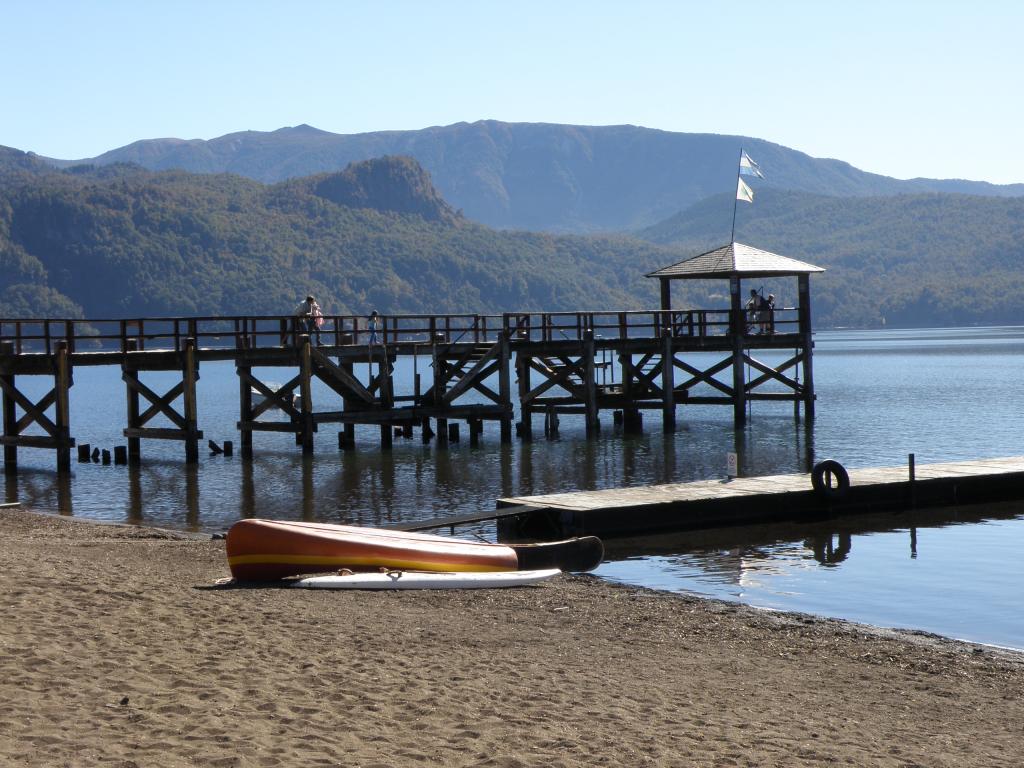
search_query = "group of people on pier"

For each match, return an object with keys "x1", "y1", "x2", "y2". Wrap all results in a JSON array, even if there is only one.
[{"x1": 294, "y1": 295, "x2": 380, "y2": 345}]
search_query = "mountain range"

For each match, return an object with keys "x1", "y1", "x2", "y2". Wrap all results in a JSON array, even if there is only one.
[
  {"x1": 4, "y1": 121, "x2": 1024, "y2": 329},
  {"x1": 42, "y1": 121, "x2": 1024, "y2": 235}
]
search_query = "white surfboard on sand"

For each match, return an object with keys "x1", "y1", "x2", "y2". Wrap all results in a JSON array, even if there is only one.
[{"x1": 291, "y1": 568, "x2": 561, "y2": 590}]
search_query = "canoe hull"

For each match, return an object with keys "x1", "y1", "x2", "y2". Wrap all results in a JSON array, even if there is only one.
[
  {"x1": 225, "y1": 519, "x2": 603, "y2": 581},
  {"x1": 227, "y1": 519, "x2": 519, "y2": 581}
]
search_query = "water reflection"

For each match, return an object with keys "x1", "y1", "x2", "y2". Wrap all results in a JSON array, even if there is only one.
[
  {"x1": 805, "y1": 532, "x2": 852, "y2": 565},
  {"x1": 598, "y1": 501, "x2": 1024, "y2": 647}
]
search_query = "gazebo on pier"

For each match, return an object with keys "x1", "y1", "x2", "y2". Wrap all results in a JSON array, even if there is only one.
[{"x1": 646, "y1": 241, "x2": 825, "y2": 425}]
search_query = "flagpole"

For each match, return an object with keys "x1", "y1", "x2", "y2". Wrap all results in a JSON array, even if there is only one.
[{"x1": 730, "y1": 147, "x2": 743, "y2": 244}]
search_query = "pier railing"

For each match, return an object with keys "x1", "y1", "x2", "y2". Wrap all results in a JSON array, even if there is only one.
[{"x1": 0, "y1": 308, "x2": 800, "y2": 354}]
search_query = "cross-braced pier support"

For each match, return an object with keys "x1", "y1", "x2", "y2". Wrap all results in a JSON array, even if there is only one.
[
  {"x1": 0, "y1": 340, "x2": 74, "y2": 473},
  {"x1": 122, "y1": 338, "x2": 203, "y2": 463}
]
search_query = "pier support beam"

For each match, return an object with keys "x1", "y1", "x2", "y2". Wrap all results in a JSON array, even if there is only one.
[
  {"x1": 499, "y1": 331, "x2": 513, "y2": 443},
  {"x1": 2, "y1": 342, "x2": 16, "y2": 474},
  {"x1": 122, "y1": 337, "x2": 203, "y2": 464},
  {"x1": 798, "y1": 274, "x2": 816, "y2": 420},
  {"x1": 238, "y1": 363, "x2": 254, "y2": 459},
  {"x1": 341, "y1": 359, "x2": 356, "y2": 450},
  {"x1": 54, "y1": 341, "x2": 72, "y2": 472},
  {"x1": 0, "y1": 340, "x2": 76, "y2": 473},
  {"x1": 1, "y1": 367, "x2": 16, "y2": 475},
  {"x1": 516, "y1": 354, "x2": 532, "y2": 441},
  {"x1": 183, "y1": 339, "x2": 200, "y2": 463},
  {"x1": 584, "y1": 330, "x2": 598, "y2": 437},
  {"x1": 661, "y1": 330, "x2": 676, "y2": 433},
  {"x1": 298, "y1": 337, "x2": 314, "y2": 454}
]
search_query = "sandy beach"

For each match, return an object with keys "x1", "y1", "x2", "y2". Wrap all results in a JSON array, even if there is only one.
[{"x1": 2, "y1": 507, "x2": 1022, "y2": 767}]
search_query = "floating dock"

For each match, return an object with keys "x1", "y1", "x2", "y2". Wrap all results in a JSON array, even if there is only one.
[{"x1": 493, "y1": 456, "x2": 1024, "y2": 539}]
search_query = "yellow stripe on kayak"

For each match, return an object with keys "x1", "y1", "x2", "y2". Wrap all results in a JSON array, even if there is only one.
[{"x1": 226, "y1": 553, "x2": 507, "y2": 573}]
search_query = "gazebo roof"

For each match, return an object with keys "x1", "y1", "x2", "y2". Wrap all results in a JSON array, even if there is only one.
[{"x1": 646, "y1": 242, "x2": 825, "y2": 280}]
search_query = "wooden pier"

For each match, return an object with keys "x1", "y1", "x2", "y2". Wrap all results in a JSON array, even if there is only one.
[
  {"x1": 1, "y1": 241, "x2": 828, "y2": 473},
  {"x1": 0, "y1": 302, "x2": 817, "y2": 472},
  {"x1": 494, "y1": 456, "x2": 1024, "y2": 539}
]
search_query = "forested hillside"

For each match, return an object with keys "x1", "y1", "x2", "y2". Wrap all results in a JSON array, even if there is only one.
[
  {"x1": 5, "y1": 148, "x2": 1024, "y2": 329},
  {"x1": 640, "y1": 189, "x2": 1024, "y2": 327},
  {"x1": 43, "y1": 122, "x2": 1024, "y2": 234},
  {"x1": 0, "y1": 156, "x2": 670, "y2": 319}
]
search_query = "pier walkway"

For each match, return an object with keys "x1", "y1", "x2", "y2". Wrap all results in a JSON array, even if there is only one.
[{"x1": 494, "y1": 455, "x2": 1024, "y2": 539}]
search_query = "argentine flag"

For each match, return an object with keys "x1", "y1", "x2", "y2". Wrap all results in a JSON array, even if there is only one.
[{"x1": 739, "y1": 150, "x2": 765, "y2": 179}]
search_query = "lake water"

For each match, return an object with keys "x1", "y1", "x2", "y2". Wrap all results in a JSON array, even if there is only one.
[{"x1": 4, "y1": 326, "x2": 1024, "y2": 648}]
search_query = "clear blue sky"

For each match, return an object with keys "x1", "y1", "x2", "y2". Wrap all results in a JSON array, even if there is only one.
[{"x1": 3, "y1": 0, "x2": 1020, "y2": 183}]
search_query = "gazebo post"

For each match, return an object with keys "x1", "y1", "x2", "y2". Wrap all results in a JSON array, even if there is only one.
[{"x1": 659, "y1": 278, "x2": 671, "y2": 311}]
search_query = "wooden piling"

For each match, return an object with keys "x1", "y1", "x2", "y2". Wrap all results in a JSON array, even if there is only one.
[
  {"x1": 661, "y1": 329, "x2": 676, "y2": 433},
  {"x1": 1, "y1": 342, "x2": 16, "y2": 474},
  {"x1": 516, "y1": 353, "x2": 532, "y2": 441},
  {"x1": 54, "y1": 341, "x2": 72, "y2": 472},
  {"x1": 798, "y1": 274, "x2": 816, "y2": 419},
  {"x1": 583, "y1": 329, "x2": 598, "y2": 437},
  {"x1": 298, "y1": 336, "x2": 314, "y2": 454},
  {"x1": 499, "y1": 330, "x2": 513, "y2": 443},
  {"x1": 237, "y1": 363, "x2": 254, "y2": 458},
  {"x1": 183, "y1": 338, "x2": 200, "y2": 464},
  {"x1": 124, "y1": 340, "x2": 141, "y2": 463}
]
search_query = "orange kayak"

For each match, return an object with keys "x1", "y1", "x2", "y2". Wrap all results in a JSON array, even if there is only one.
[{"x1": 225, "y1": 519, "x2": 603, "y2": 581}]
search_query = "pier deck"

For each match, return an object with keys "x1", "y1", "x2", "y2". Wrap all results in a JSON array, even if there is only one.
[
  {"x1": 2, "y1": 309, "x2": 817, "y2": 471},
  {"x1": 495, "y1": 456, "x2": 1024, "y2": 539}
]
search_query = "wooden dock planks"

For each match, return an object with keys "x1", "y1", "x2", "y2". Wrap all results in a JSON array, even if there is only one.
[{"x1": 495, "y1": 456, "x2": 1024, "y2": 539}]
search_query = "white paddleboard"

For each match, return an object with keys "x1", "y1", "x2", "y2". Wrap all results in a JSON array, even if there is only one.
[{"x1": 291, "y1": 568, "x2": 561, "y2": 590}]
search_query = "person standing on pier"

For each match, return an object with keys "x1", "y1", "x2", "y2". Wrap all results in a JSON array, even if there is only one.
[
  {"x1": 294, "y1": 295, "x2": 323, "y2": 344},
  {"x1": 746, "y1": 289, "x2": 760, "y2": 334},
  {"x1": 368, "y1": 310, "x2": 381, "y2": 345}
]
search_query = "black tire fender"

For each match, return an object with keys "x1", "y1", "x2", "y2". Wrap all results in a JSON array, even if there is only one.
[{"x1": 811, "y1": 460, "x2": 850, "y2": 500}]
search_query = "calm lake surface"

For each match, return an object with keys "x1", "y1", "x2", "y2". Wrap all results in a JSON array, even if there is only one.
[{"x1": 4, "y1": 326, "x2": 1024, "y2": 648}]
